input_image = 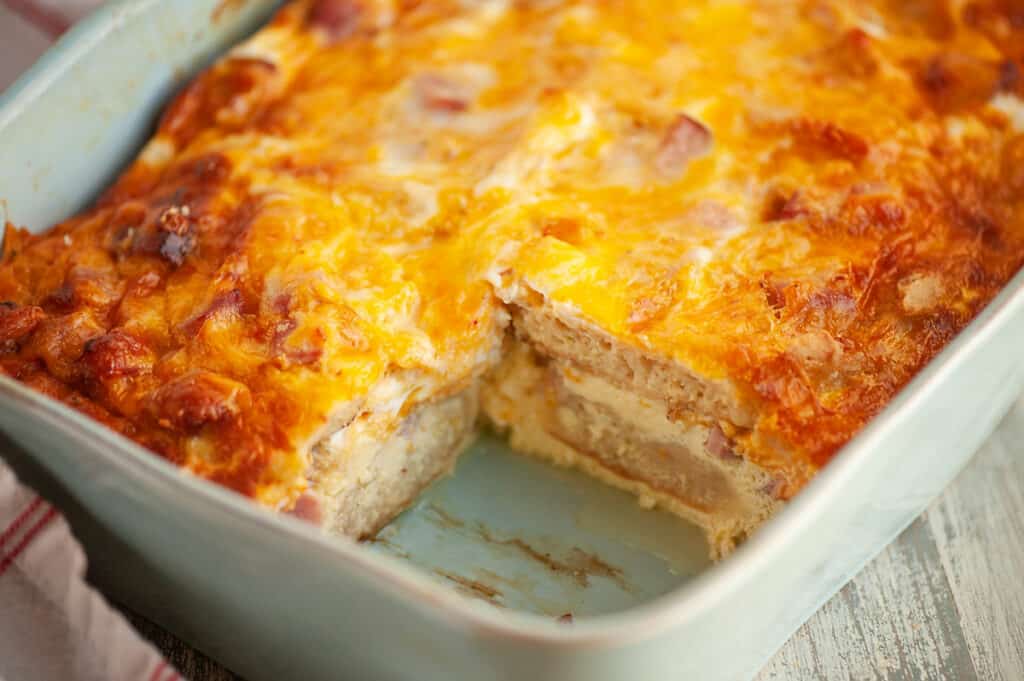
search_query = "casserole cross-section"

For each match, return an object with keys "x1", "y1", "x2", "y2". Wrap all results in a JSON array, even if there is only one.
[{"x1": 2, "y1": 0, "x2": 1023, "y2": 556}]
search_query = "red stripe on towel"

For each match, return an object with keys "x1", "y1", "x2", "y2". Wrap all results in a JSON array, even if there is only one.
[
  {"x1": 148, "y1": 660, "x2": 167, "y2": 681},
  {"x1": 0, "y1": 496, "x2": 45, "y2": 550},
  {"x1": 0, "y1": 506, "x2": 58, "y2": 576}
]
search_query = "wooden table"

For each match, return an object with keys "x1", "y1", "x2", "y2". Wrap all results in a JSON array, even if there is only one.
[{"x1": 121, "y1": 398, "x2": 1024, "y2": 681}]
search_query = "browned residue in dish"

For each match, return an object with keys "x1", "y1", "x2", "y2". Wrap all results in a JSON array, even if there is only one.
[
  {"x1": 363, "y1": 533, "x2": 410, "y2": 560},
  {"x1": 476, "y1": 526, "x2": 630, "y2": 591},
  {"x1": 422, "y1": 502, "x2": 631, "y2": 592},
  {"x1": 475, "y1": 568, "x2": 530, "y2": 591},
  {"x1": 425, "y1": 503, "x2": 465, "y2": 530},
  {"x1": 436, "y1": 570, "x2": 504, "y2": 606}
]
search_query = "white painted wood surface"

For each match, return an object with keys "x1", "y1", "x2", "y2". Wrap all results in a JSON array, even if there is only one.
[{"x1": 759, "y1": 396, "x2": 1024, "y2": 681}]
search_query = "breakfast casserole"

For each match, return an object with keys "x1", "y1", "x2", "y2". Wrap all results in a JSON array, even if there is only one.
[{"x1": 1, "y1": 0, "x2": 1023, "y2": 556}]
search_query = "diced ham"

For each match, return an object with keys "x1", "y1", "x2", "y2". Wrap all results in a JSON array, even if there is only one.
[
  {"x1": 287, "y1": 493, "x2": 324, "y2": 525},
  {"x1": 308, "y1": 0, "x2": 363, "y2": 43},
  {"x1": 655, "y1": 114, "x2": 712, "y2": 178},
  {"x1": 181, "y1": 289, "x2": 245, "y2": 337},
  {"x1": 272, "y1": 317, "x2": 326, "y2": 367},
  {"x1": 761, "y1": 476, "x2": 786, "y2": 500},
  {"x1": 267, "y1": 292, "x2": 330, "y2": 367},
  {"x1": 704, "y1": 424, "x2": 742, "y2": 463},
  {"x1": 415, "y1": 73, "x2": 471, "y2": 114}
]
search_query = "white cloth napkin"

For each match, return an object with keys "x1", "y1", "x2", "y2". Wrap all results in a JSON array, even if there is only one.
[
  {"x1": 4, "y1": 0, "x2": 97, "y2": 35},
  {"x1": 0, "y1": 463, "x2": 177, "y2": 681},
  {"x1": 1, "y1": 2, "x2": 183, "y2": 680}
]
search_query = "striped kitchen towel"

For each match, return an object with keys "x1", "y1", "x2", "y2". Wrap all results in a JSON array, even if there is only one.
[
  {"x1": 4, "y1": 0, "x2": 97, "y2": 35},
  {"x1": 0, "y1": 462, "x2": 179, "y2": 681}
]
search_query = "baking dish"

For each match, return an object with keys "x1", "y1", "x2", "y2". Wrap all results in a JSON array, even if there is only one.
[{"x1": 2, "y1": 2, "x2": 1024, "y2": 680}]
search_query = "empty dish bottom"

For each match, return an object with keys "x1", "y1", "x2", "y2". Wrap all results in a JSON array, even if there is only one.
[{"x1": 367, "y1": 433, "x2": 711, "y2": 617}]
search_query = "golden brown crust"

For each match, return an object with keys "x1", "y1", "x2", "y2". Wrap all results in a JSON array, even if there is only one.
[{"x1": 1, "y1": 0, "x2": 1023, "y2": 509}]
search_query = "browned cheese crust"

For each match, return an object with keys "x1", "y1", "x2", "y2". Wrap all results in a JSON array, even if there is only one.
[{"x1": 1, "y1": 1, "x2": 1022, "y2": 541}]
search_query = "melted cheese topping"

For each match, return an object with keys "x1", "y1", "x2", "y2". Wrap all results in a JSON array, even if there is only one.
[{"x1": 2, "y1": 0, "x2": 1023, "y2": 505}]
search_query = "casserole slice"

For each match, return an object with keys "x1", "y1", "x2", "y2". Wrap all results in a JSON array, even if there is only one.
[{"x1": 2, "y1": 0, "x2": 1023, "y2": 556}]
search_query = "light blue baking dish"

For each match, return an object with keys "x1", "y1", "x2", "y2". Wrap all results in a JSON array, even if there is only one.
[{"x1": 2, "y1": 2, "x2": 1024, "y2": 680}]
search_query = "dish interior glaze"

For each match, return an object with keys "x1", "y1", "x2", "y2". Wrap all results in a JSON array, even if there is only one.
[{"x1": 369, "y1": 434, "x2": 711, "y2": 616}]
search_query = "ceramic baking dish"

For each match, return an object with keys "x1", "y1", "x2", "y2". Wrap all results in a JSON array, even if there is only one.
[{"x1": 2, "y1": 2, "x2": 1024, "y2": 680}]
